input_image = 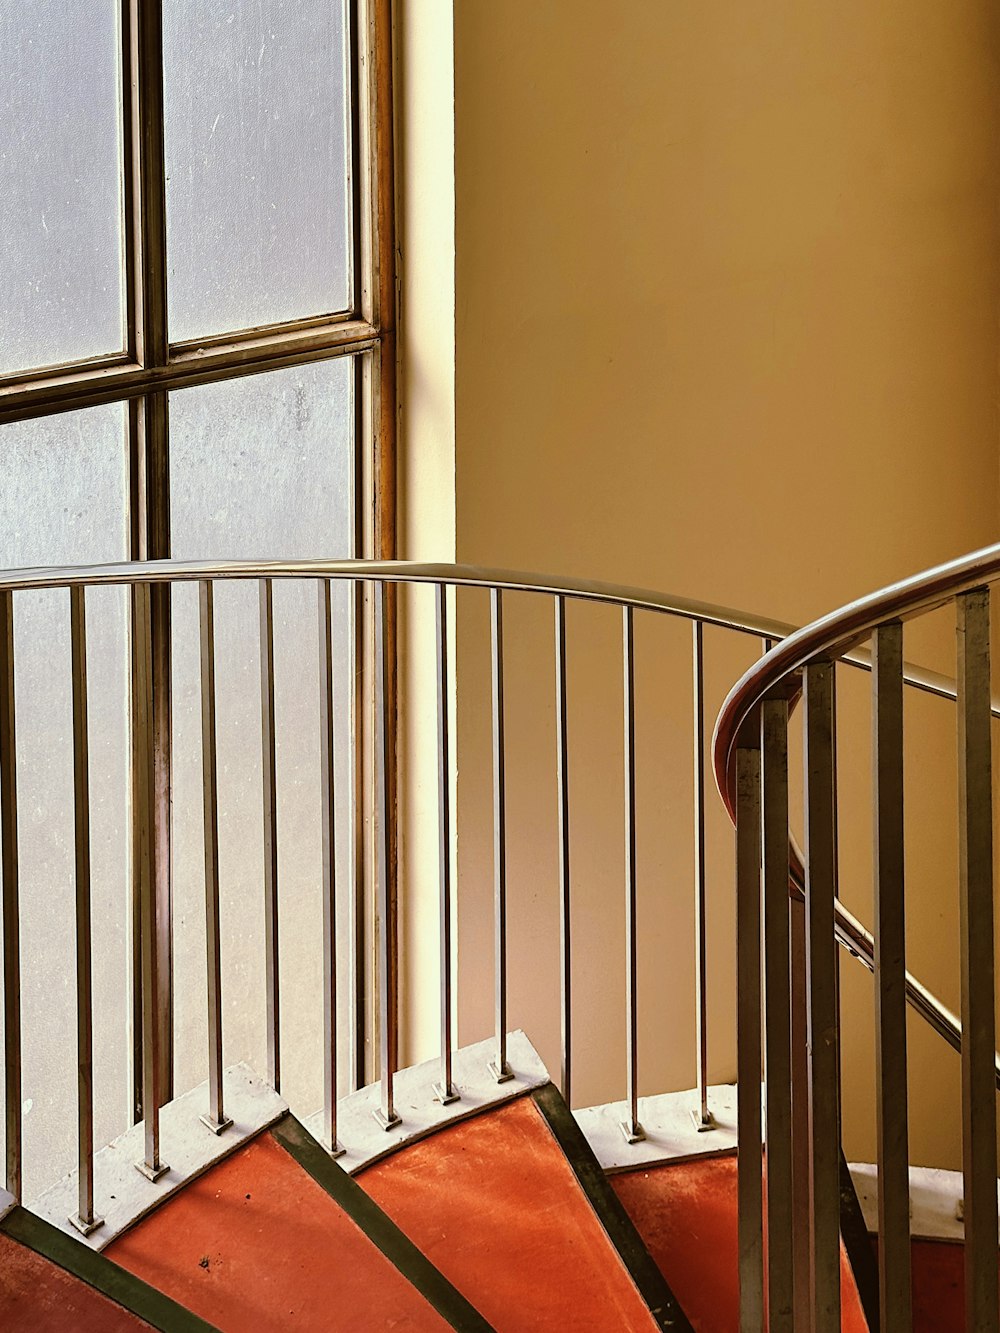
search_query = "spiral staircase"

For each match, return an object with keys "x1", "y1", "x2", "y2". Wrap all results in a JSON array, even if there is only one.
[{"x1": 0, "y1": 547, "x2": 998, "y2": 1330}]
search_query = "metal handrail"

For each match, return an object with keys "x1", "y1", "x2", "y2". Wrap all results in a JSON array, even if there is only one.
[
  {"x1": 712, "y1": 539, "x2": 1000, "y2": 1079},
  {"x1": 0, "y1": 555, "x2": 795, "y2": 629},
  {"x1": 712, "y1": 538, "x2": 1000, "y2": 1327},
  {"x1": 714, "y1": 537, "x2": 1000, "y2": 794}
]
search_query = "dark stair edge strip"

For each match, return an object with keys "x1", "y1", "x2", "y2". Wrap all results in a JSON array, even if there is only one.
[
  {"x1": 1, "y1": 1205, "x2": 219, "y2": 1333},
  {"x1": 270, "y1": 1112, "x2": 496, "y2": 1333},
  {"x1": 839, "y1": 1149, "x2": 880, "y2": 1332},
  {"x1": 530, "y1": 1082, "x2": 695, "y2": 1332}
]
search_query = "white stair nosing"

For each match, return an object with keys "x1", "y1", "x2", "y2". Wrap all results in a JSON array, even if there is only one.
[
  {"x1": 304, "y1": 1029, "x2": 549, "y2": 1175},
  {"x1": 28, "y1": 1062, "x2": 287, "y2": 1251}
]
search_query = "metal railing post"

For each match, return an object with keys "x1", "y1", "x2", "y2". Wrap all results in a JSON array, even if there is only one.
[
  {"x1": 621, "y1": 605, "x2": 644, "y2": 1143},
  {"x1": 0, "y1": 590, "x2": 21, "y2": 1203},
  {"x1": 318, "y1": 579, "x2": 345, "y2": 1153},
  {"x1": 735, "y1": 739, "x2": 764, "y2": 1330},
  {"x1": 872, "y1": 621, "x2": 911, "y2": 1328},
  {"x1": 133, "y1": 582, "x2": 167, "y2": 1182},
  {"x1": 69, "y1": 587, "x2": 103, "y2": 1233},
  {"x1": 489, "y1": 588, "x2": 512, "y2": 1083},
  {"x1": 373, "y1": 580, "x2": 400, "y2": 1129},
  {"x1": 692, "y1": 620, "x2": 713, "y2": 1130},
  {"x1": 434, "y1": 584, "x2": 458, "y2": 1105},
  {"x1": 259, "y1": 577, "x2": 280, "y2": 1092},
  {"x1": 198, "y1": 580, "x2": 230, "y2": 1135},
  {"x1": 956, "y1": 588, "x2": 998, "y2": 1331},
  {"x1": 803, "y1": 660, "x2": 840, "y2": 1329},
  {"x1": 761, "y1": 695, "x2": 793, "y2": 1331},
  {"x1": 554, "y1": 594, "x2": 572, "y2": 1107}
]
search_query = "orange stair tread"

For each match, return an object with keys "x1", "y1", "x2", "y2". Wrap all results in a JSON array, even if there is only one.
[
  {"x1": 0, "y1": 1230, "x2": 153, "y2": 1332},
  {"x1": 358, "y1": 1093, "x2": 659, "y2": 1332},
  {"x1": 612, "y1": 1155, "x2": 868, "y2": 1332},
  {"x1": 106, "y1": 1130, "x2": 452, "y2": 1332}
]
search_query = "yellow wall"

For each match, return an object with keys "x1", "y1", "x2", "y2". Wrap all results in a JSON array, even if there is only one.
[{"x1": 399, "y1": 2, "x2": 1000, "y2": 1167}]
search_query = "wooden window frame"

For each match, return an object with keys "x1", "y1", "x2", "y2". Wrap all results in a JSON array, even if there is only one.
[{"x1": 0, "y1": 0, "x2": 396, "y2": 1104}]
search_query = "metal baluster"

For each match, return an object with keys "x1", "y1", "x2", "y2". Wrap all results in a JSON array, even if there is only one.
[
  {"x1": 69, "y1": 588, "x2": 102, "y2": 1234},
  {"x1": 0, "y1": 591, "x2": 21, "y2": 1203},
  {"x1": 762, "y1": 696, "x2": 793, "y2": 1331},
  {"x1": 956, "y1": 589, "x2": 998, "y2": 1331},
  {"x1": 433, "y1": 585, "x2": 458, "y2": 1105},
  {"x1": 735, "y1": 741, "x2": 764, "y2": 1330},
  {"x1": 789, "y1": 887, "x2": 811, "y2": 1326},
  {"x1": 350, "y1": 578, "x2": 365, "y2": 1093},
  {"x1": 259, "y1": 577, "x2": 280, "y2": 1092},
  {"x1": 555, "y1": 595, "x2": 572, "y2": 1107},
  {"x1": 373, "y1": 581, "x2": 400, "y2": 1128},
  {"x1": 198, "y1": 581, "x2": 230, "y2": 1136},
  {"x1": 489, "y1": 588, "x2": 513, "y2": 1083},
  {"x1": 692, "y1": 620, "x2": 713, "y2": 1131},
  {"x1": 133, "y1": 583, "x2": 167, "y2": 1182},
  {"x1": 318, "y1": 580, "x2": 345, "y2": 1152},
  {"x1": 872, "y1": 621, "x2": 911, "y2": 1328},
  {"x1": 621, "y1": 605, "x2": 644, "y2": 1143},
  {"x1": 804, "y1": 660, "x2": 840, "y2": 1329}
]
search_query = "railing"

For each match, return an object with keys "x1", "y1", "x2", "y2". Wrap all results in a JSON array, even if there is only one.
[
  {"x1": 714, "y1": 539, "x2": 1000, "y2": 1332},
  {"x1": 0, "y1": 552, "x2": 985, "y2": 1309},
  {"x1": 0, "y1": 556, "x2": 793, "y2": 1232}
]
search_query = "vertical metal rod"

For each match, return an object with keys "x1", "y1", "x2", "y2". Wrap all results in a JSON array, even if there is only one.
[
  {"x1": 804, "y1": 661, "x2": 840, "y2": 1330},
  {"x1": 198, "y1": 581, "x2": 230, "y2": 1136},
  {"x1": 761, "y1": 696, "x2": 793, "y2": 1331},
  {"x1": 69, "y1": 588, "x2": 102, "y2": 1234},
  {"x1": 259, "y1": 577, "x2": 280, "y2": 1092},
  {"x1": 956, "y1": 589, "x2": 998, "y2": 1332},
  {"x1": 0, "y1": 591, "x2": 21, "y2": 1203},
  {"x1": 554, "y1": 595, "x2": 572, "y2": 1107},
  {"x1": 350, "y1": 577, "x2": 366, "y2": 1093},
  {"x1": 489, "y1": 587, "x2": 512, "y2": 1083},
  {"x1": 692, "y1": 620, "x2": 712, "y2": 1130},
  {"x1": 373, "y1": 581, "x2": 400, "y2": 1128},
  {"x1": 621, "y1": 605, "x2": 644, "y2": 1143},
  {"x1": 735, "y1": 742, "x2": 764, "y2": 1330},
  {"x1": 789, "y1": 890, "x2": 811, "y2": 1328},
  {"x1": 318, "y1": 580, "x2": 344, "y2": 1152},
  {"x1": 434, "y1": 585, "x2": 458, "y2": 1105},
  {"x1": 133, "y1": 582, "x2": 166, "y2": 1182},
  {"x1": 149, "y1": 577, "x2": 173, "y2": 1107},
  {"x1": 871, "y1": 621, "x2": 911, "y2": 1328}
]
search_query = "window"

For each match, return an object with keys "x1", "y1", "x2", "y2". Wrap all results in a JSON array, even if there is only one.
[{"x1": 0, "y1": 0, "x2": 394, "y2": 1195}]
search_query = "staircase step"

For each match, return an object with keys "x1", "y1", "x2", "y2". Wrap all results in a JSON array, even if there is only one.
[
  {"x1": 611, "y1": 1154, "x2": 868, "y2": 1331},
  {"x1": 358, "y1": 1084, "x2": 691, "y2": 1331},
  {"x1": 105, "y1": 1114, "x2": 492, "y2": 1332},
  {"x1": 0, "y1": 1201, "x2": 216, "y2": 1331}
]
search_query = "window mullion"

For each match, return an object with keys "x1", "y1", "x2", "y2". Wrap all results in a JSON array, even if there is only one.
[{"x1": 128, "y1": 0, "x2": 174, "y2": 1117}]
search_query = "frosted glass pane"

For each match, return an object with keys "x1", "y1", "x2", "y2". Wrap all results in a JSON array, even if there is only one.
[
  {"x1": 164, "y1": 0, "x2": 352, "y2": 343},
  {"x1": 0, "y1": 4, "x2": 125, "y2": 375},
  {"x1": 170, "y1": 362, "x2": 354, "y2": 1119},
  {"x1": 0, "y1": 406, "x2": 130, "y2": 1199}
]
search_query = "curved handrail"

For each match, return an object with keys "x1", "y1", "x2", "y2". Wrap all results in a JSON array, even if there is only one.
[
  {"x1": 0, "y1": 555, "x2": 799, "y2": 635},
  {"x1": 714, "y1": 538, "x2": 1000, "y2": 799},
  {"x1": 712, "y1": 538, "x2": 1000, "y2": 1081},
  {"x1": 1, "y1": 552, "x2": 989, "y2": 708}
]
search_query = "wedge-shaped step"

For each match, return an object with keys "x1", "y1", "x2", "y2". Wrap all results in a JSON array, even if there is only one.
[
  {"x1": 611, "y1": 1154, "x2": 869, "y2": 1331},
  {"x1": 358, "y1": 1083, "x2": 691, "y2": 1331},
  {"x1": 0, "y1": 1200, "x2": 214, "y2": 1331},
  {"x1": 106, "y1": 1114, "x2": 492, "y2": 1332}
]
